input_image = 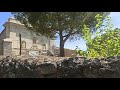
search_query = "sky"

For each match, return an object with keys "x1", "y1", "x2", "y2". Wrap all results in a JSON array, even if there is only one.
[{"x1": 0, "y1": 12, "x2": 120, "y2": 51}]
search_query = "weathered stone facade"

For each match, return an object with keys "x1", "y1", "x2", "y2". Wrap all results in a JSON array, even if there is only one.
[
  {"x1": 0, "y1": 17, "x2": 55, "y2": 56},
  {"x1": 3, "y1": 39, "x2": 12, "y2": 56}
]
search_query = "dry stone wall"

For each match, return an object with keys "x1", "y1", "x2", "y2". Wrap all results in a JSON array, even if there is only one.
[{"x1": 0, "y1": 56, "x2": 120, "y2": 78}]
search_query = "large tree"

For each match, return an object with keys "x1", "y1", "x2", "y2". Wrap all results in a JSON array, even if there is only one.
[{"x1": 12, "y1": 12, "x2": 110, "y2": 57}]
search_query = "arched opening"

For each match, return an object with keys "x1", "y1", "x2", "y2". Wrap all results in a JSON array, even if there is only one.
[
  {"x1": 42, "y1": 44, "x2": 46, "y2": 50},
  {"x1": 21, "y1": 41, "x2": 26, "y2": 49},
  {"x1": 33, "y1": 37, "x2": 37, "y2": 44}
]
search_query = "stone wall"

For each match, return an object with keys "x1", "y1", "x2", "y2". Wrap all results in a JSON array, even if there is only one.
[
  {"x1": 9, "y1": 22, "x2": 52, "y2": 50},
  {"x1": 0, "y1": 29, "x2": 6, "y2": 43},
  {"x1": 0, "y1": 17, "x2": 55, "y2": 56},
  {"x1": 0, "y1": 56, "x2": 120, "y2": 78},
  {"x1": 3, "y1": 41, "x2": 12, "y2": 56},
  {"x1": 0, "y1": 29, "x2": 6, "y2": 55},
  {"x1": 0, "y1": 41, "x2": 3, "y2": 55}
]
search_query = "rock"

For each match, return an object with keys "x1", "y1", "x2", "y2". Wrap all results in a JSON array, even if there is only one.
[
  {"x1": 35, "y1": 63, "x2": 57, "y2": 75},
  {"x1": 117, "y1": 56, "x2": 120, "y2": 59},
  {"x1": 99, "y1": 68, "x2": 117, "y2": 78},
  {"x1": 0, "y1": 55, "x2": 120, "y2": 78}
]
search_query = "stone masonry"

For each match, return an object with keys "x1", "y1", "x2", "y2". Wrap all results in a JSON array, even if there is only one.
[
  {"x1": 3, "y1": 39, "x2": 12, "y2": 56},
  {"x1": 0, "y1": 56, "x2": 120, "y2": 78},
  {"x1": 0, "y1": 17, "x2": 55, "y2": 56}
]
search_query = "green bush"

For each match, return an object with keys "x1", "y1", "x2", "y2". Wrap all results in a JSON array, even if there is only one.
[{"x1": 76, "y1": 14, "x2": 120, "y2": 59}]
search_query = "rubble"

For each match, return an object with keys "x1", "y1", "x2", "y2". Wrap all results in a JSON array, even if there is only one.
[{"x1": 0, "y1": 55, "x2": 120, "y2": 78}]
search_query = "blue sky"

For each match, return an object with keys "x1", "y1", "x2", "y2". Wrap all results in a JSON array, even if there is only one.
[{"x1": 0, "y1": 12, "x2": 120, "y2": 50}]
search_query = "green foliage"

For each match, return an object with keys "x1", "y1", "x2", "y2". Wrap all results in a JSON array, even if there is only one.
[
  {"x1": 12, "y1": 12, "x2": 109, "y2": 38},
  {"x1": 91, "y1": 29, "x2": 120, "y2": 58},
  {"x1": 77, "y1": 14, "x2": 120, "y2": 59},
  {"x1": 12, "y1": 12, "x2": 109, "y2": 57}
]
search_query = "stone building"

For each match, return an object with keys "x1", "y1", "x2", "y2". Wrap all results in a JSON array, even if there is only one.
[{"x1": 0, "y1": 17, "x2": 55, "y2": 56}]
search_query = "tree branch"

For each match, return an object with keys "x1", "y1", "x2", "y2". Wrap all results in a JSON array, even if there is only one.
[
  {"x1": 56, "y1": 31, "x2": 60, "y2": 34},
  {"x1": 63, "y1": 29, "x2": 79, "y2": 43},
  {"x1": 63, "y1": 34, "x2": 71, "y2": 43},
  {"x1": 63, "y1": 29, "x2": 73, "y2": 37}
]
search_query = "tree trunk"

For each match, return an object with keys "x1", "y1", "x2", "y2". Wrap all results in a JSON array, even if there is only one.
[
  {"x1": 59, "y1": 31, "x2": 65, "y2": 57},
  {"x1": 60, "y1": 41, "x2": 65, "y2": 57}
]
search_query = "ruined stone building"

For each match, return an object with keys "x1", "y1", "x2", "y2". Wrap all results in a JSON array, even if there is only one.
[{"x1": 0, "y1": 17, "x2": 56, "y2": 56}]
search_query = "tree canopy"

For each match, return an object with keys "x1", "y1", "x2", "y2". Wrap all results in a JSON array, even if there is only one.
[{"x1": 12, "y1": 12, "x2": 110, "y2": 57}]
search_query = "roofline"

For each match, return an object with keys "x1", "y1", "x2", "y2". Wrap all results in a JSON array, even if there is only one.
[
  {"x1": 0, "y1": 27, "x2": 6, "y2": 37},
  {"x1": 3, "y1": 21, "x2": 24, "y2": 26}
]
